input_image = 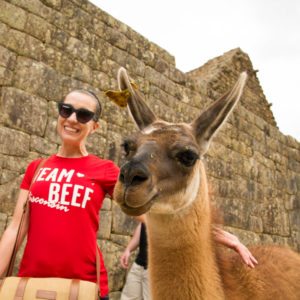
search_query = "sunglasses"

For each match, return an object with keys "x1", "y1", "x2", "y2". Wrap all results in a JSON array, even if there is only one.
[{"x1": 57, "y1": 102, "x2": 96, "y2": 124}]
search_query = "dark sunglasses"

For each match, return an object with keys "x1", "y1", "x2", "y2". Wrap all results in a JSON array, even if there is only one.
[{"x1": 57, "y1": 102, "x2": 96, "y2": 124}]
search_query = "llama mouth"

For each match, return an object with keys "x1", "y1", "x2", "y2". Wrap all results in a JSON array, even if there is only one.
[{"x1": 121, "y1": 193, "x2": 159, "y2": 216}]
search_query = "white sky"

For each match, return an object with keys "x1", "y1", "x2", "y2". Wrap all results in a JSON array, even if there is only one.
[{"x1": 91, "y1": 0, "x2": 300, "y2": 142}]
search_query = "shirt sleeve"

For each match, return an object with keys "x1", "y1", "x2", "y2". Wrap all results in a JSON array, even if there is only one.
[
  {"x1": 20, "y1": 159, "x2": 43, "y2": 190},
  {"x1": 103, "y1": 160, "x2": 120, "y2": 197}
]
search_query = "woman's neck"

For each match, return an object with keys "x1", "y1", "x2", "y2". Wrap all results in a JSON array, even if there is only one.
[{"x1": 57, "y1": 143, "x2": 88, "y2": 158}]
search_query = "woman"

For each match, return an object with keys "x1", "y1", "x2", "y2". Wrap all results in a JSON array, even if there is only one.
[{"x1": 0, "y1": 90, "x2": 119, "y2": 299}]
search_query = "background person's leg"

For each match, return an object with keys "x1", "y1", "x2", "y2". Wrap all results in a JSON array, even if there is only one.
[{"x1": 121, "y1": 263, "x2": 143, "y2": 300}]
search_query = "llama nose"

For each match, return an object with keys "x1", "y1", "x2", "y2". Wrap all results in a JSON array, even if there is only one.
[{"x1": 119, "y1": 162, "x2": 150, "y2": 187}]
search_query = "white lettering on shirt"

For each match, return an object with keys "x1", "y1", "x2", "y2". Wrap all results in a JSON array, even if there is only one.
[
  {"x1": 48, "y1": 183, "x2": 60, "y2": 204},
  {"x1": 82, "y1": 188, "x2": 94, "y2": 208},
  {"x1": 71, "y1": 185, "x2": 84, "y2": 207},
  {"x1": 36, "y1": 168, "x2": 51, "y2": 181},
  {"x1": 57, "y1": 169, "x2": 75, "y2": 183},
  {"x1": 33, "y1": 167, "x2": 95, "y2": 212}
]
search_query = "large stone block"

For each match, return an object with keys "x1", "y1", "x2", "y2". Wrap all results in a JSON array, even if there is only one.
[
  {"x1": 0, "y1": 66, "x2": 13, "y2": 85},
  {"x1": 112, "y1": 202, "x2": 138, "y2": 236},
  {"x1": 66, "y1": 37, "x2": 90, "y2": 61},
  {"x1": 0, "y1": 212, "x2": 8, "y2": 236},
  {"x1": 0, "y1": 169, "x2": 19, "y2": 184},
  {"x1": 42, "y1": 0, "x2": 62, "y2": 9},
  {"x1": 0, "y1": 1, "x2": 27, "y2": 30},
  {"x1": 2, "y1": 152, "x2": 39, "y2": 173},
  {"x1": 261, "y1": 200, "x2": 290, "y2": 236},
  {"x1": 98, "y1": 239, "x2": 126, "y2": 292},
  {"x1": 101, "y1": 197, "x2": 112, "y2": 211},
  {"x1": 9, "y1": 0, "x2": 52, "y2": 20},
  {"x1": 25, "y1": 13, "x2": 52, "y2": 42},
  {"x1": 1, "y1": 87, "x2": 48, "y2": 136},
  {"x1": 14, "y1": 57, "x2": 64, "y2": 101},
  {"x1": 0, "y1": 127, "x2": 30, "y2": 157},
  {"x1": 0, "y1": 175, "x2": 23, "y2": 214},
  {"x1": 44, "y1": 118, "x2": 61, "y2": 144},
  {"x1": 98, "y1": 210, "x2": 112, "y2": 239},
  {"x1": 86, "y1": 133, "x2": 107, "y2": 158},
  {"x1": 0, "y1": 45, "x2": 17, "y2": 69},
  {"x1": 30, "y1": 135, "x2": 58, "y2": 155}
]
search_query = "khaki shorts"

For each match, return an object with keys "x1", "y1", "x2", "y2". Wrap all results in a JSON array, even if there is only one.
[{"x1": 121, "y1": 262, "x2": 151, "y2": 300}]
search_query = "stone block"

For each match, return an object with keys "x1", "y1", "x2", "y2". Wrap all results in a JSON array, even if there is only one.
[
  {"x1": 72, "y1": 60, "x2": 93, "y2": 83},
  {"x1": 86, "y1": 133, "x2": 106, "y2": 158},
  {"x1": 110, "y1": 234, "x2": 131, "y2": 248},
  {"x1": 101, "y1": 197, "x2": 112, "y2": 211},
  {"x1": 44, "y1": 118, "x2": 61, "y2": 144},
  {"x1": 66, "y1": 37, "x2": 90, "y2": 61},
  {"x1": 10, "y1": 0, "x2": 52, "y2": 20},
  {"x1": 41, "y1": 0, "x2": 62, "y2": 9},
  {"x1": 104, "y1": 130, "x2": 123, "y2": 164},
  {"x1": 0, "y1": 127, "x2": 30, "y2": 157},
  {"x1": 0, "y1": 45, "x2": 17, "y2": 69},
  {"x1": 0, "y1": 212, "x2": 8, "y2": 236},
  {"x1": 0, "y1": 1, "x2": 27, "y2": 30},
  {"x1": 98, "y1": 239, "x2": 126, "y2": 292},
  {"x1": 0, "y1": 175, "x2": 23, "y2": 214},
  {"x1": 30, "y1": 135, "x2": 58, "y2": 155},
  {"x1": 1, "y1": 87, "x2": 48, "y2": 136},
  {"x1": 0, "y1": 66, "x2": 13, "y2": 85},
  {"x1": 25, "y1": 13, "x2": 52, "y2": 42},
  {"x1": 261, "y1": 200, "x2": 290, "y2": 236},
  {"x1": 92, "y1": 71, "x2": 112, "y2": 91},
  {"x1": 98, "y1": 210, "x2": 112, "y2": 239},
  {"x1": 289, "y1": 209, "x2": 300, "y2": 232},
  {"x1": 112, "y1": 202, "x2": 138, "y2": 236},
  {"x1": 2, "y1": 152, "x2": 39, "y2": 173},
  {"x1": 0, "y1": 169, "x2": 19, "y2": 184},
  {"x1": 14, "y1": 57, "x2": 64, "y2": 101},
  {"x1": 248, "y1": 215, "x2": 263, "y2": 233}
]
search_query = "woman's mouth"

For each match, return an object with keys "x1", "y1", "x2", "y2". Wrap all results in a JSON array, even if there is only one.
[{"x1": 64, "y1": 126, "x2": 79, "y2": 133}]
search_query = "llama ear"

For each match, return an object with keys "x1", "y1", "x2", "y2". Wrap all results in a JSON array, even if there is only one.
[
  {"x1": 118, "y1": 67, "x2": 157, "y2": 130},
  {"x1": 191, "y1": 72, "x2": 247, "y2": 155}
]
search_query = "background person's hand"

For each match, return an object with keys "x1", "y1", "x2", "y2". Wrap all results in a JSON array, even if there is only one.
[{"x1": 120, "y1": 249, "x2": 131, "y2": 269}]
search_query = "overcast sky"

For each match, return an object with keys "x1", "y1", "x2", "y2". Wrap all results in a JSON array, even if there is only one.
[{"x1": 91, "y1": 0, "x2": 300, "y2": 142}]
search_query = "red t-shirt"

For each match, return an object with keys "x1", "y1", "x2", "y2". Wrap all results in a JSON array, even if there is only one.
[{"x1": 19, "y1": 154, "x2": 119, "y2": 297}]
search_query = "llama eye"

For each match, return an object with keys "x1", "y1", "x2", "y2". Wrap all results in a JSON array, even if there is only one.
[
  {"x1": 176, "y1": 150, "x2": 199, "y2": 167},
  {"x1": 121, "y1": 140, "x2": 136, "y2": 157},
  {"x1": 121, "y1": 141, "x2": 130, "y2": 156}
]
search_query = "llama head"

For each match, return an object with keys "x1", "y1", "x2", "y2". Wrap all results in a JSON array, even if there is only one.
[{"x1": 113, "y1": 67, "x2": 247, "y2": 216}]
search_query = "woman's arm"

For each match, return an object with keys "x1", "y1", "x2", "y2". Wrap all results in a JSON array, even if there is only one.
[
  {"x1": 120, "y1": 223, "x2": 142, "y2": 269},
  {"x1": 0, "y1": 189, "x2": 30, "y2": 276},
  {"x1": 213, "y1": 226, "x2": 258, "y2": 268}
]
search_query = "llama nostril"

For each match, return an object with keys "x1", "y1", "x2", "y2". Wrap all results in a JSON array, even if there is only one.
[
  {"x1": 119, "y1": 172, "x2": 125, "y2": 183},
  {"x1": 119, "y1": 163, "x2": 149, "y2": 187},
  {"x1": 131, "y1": 173, "x2": 148, "y2": 186}
]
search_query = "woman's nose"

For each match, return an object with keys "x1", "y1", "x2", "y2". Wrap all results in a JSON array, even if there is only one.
[{"x1": 67, "y1": 112, "x2": 77, "y2": 122}]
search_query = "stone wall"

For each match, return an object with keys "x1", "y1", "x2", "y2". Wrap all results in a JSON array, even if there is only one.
[{"x1": 0, "y1": 0, "x2": 299, "y2": 298}]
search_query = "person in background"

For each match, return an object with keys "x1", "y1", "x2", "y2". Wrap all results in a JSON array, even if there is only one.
[{"x1": 120, "y1": 215, "x2": 257, "y2": 300}]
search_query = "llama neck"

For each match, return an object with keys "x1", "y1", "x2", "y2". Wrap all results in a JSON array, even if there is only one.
[{"x1": 146, "y1": 164, "x2": 225, "y2": 300}]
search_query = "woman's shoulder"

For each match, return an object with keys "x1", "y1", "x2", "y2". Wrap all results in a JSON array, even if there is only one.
[{"x1": 25, "y1": 157, "x2": 45, "y2": 172}]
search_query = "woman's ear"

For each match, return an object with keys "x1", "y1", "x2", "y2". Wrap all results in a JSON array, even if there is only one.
[{"x1": 90, "y1": 121, "x2": 100, "y2": 134}]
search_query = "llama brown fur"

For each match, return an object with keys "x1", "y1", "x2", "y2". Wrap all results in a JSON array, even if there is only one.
[
  {"x1": 146, "y1": 162, "x2": 300, "y2": 299},
  {"x1": 112, "y1": 67, "x2": 300, "y2": 300}
]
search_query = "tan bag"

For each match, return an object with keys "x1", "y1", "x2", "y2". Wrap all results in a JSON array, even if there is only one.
[
  {"x1": 0, "y1": 159, "x2": 101, "y2": 300},
  {"x1": 0, "y1": 277, "x2": 98, "y2": 300}
]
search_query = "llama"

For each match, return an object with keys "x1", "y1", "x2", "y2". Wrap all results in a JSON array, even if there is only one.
[{"x1": 112, "y1": 67, "x2": 300, "y2": 299}]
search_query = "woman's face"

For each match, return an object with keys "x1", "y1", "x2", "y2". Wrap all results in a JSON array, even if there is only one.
[{"x1": 57, "y1": 91, "x2": 99, "y2": 146}]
